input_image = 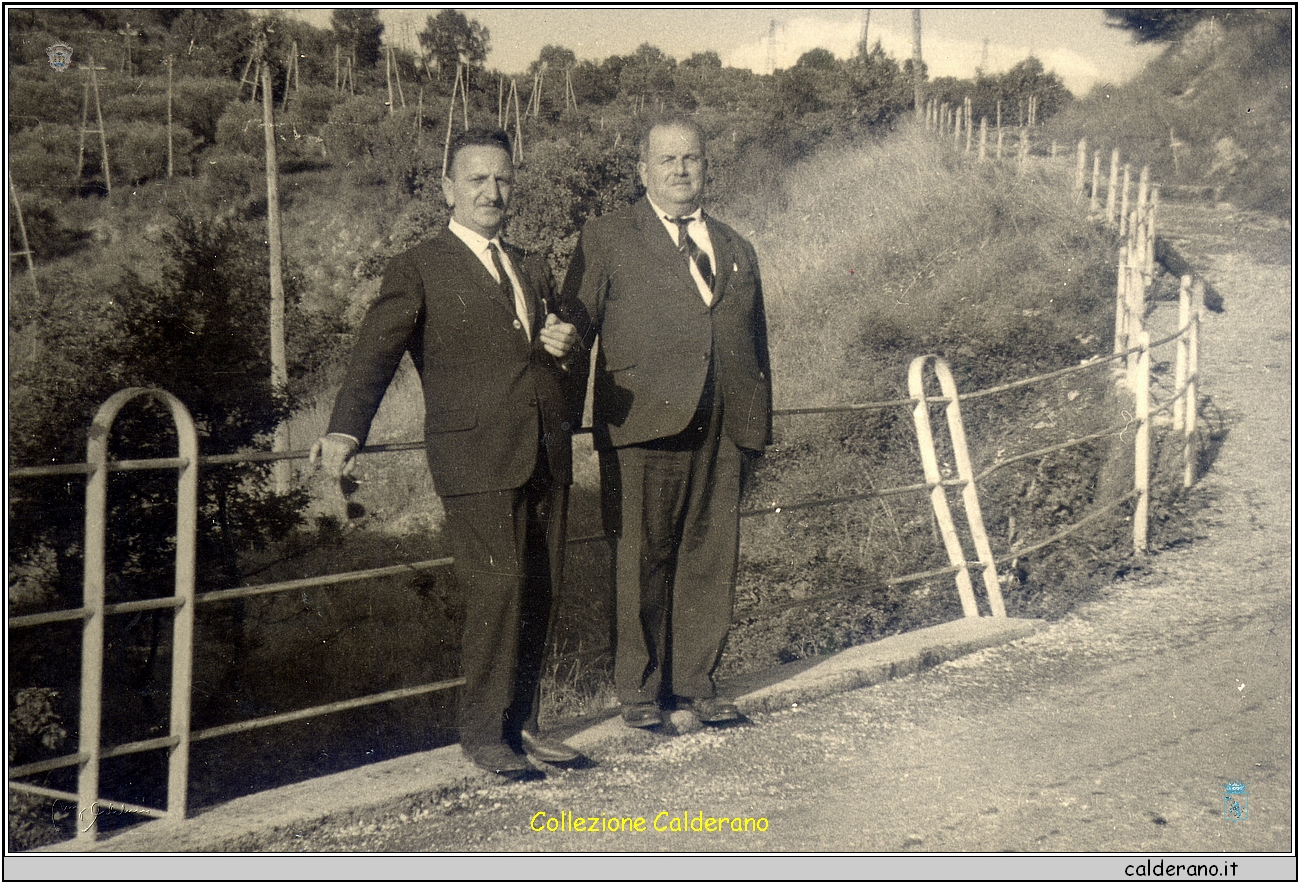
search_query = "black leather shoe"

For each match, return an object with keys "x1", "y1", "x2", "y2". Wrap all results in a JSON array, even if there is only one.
[
  {"x1": 468, "y1": 744, "x2": 545, "y2": 781},
  {"x1": 682, "y1": 697, "x2": 741, "y2": 724},
  {"x1": 622, "y1": 703, "x2": 663, "y2": 728},
  {"x1": 521, "y1": 730, "x2": 583, "y2": 764}
]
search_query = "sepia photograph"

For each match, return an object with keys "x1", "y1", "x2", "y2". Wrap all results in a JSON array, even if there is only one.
[{"x1": 5, "y1": 6, "x2": 1294, "y2": 879}]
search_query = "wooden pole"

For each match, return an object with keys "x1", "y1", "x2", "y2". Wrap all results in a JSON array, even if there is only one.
[
  {"x1": 1074, "y1": 137, "x2": 1087, "y2": 198},
  {"x1": 1173, "y1": 275, "x2": 1191, "y2": 431},
  {"x1": 386, "y1": 46, "x2": 395, "y2": 115},
  {"x1": 416, "y1": 87, "x2": 424, "y2": 150},
  {"x1": 1119, "y1": 164, "x2": 1132, "y2": 239},
  {"x1": 912, "y1": 9, "x2": 924, "y2": 123},
  {"x1": 498, "y1": 75, "x2": 505, "y2": 127},
  {"x1": 511, "y1": 79, "x2": 524, "y2": 163},
  {"x1": 460, "y1": 65, "x2": 469, "y2": 128},
  {"x1": 978, "y1": 117, "x2": 987, "y2": 161},
  {"x1": 1114, "y1": 245, "x2": 1129, "y2": 356},
  {"x1": 395, "y1": 48, "x2": 406, "y2": 108},
  {"x1": 261, "y1": 66, "x2": 290, "y2": 494},
  {"x1": 1089, "y1": 150, "x2": 1101, "y2": 214},
  {"x1": 442, "y1": 65, "x2": 460, "y2": 179},
  {"x1": 964, "y1": 96, "x2": 972, "y2": 153},
  {"x1": 167, "y1": 56, "x2": 174, "y2": 178},
  {"x1": 1105, "y1": 148, "x2": 1120, "y2": 226},
  {"x1": 1133, "y1": 330, "x2": 1151, "y2": 554},
  {"x1": 7, "y1": 171, "x2": 40, "y2": 306},
  {"x1": 1183, "y1": 285, "x2": 1202, "y2": 488},
  {"x1": 91, "y1": 58, "x2": 111, "y2": 193}
]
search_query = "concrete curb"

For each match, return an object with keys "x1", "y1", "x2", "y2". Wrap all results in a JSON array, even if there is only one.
[{"x1": 54, "y1": 616, "x2": 1040, "y2": 852}]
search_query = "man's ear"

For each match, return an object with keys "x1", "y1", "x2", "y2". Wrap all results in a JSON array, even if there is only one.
[
  {"x1": 441, "y1": 175, "x2": 455, "y2": 208},
  {"x1": 636, "y1": 161, "x2": 648, "y2": 190}
]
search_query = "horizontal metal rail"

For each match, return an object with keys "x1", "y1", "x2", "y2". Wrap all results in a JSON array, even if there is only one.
[
  {"x1": 195, "y1": 558, "x2": 455, "y2": 606},
  {"x1": 191, "y1": 677, "x2": 466, "y2": 742}
]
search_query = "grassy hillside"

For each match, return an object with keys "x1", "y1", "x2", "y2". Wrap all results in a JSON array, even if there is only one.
[{"x1": 1043, "y1": 11, "x2": 1292, "y2": 215}]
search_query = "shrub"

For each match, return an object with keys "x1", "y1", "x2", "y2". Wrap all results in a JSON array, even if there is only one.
[{"x1": 7, "y1": 124, "x2": 80, "y2": 194}]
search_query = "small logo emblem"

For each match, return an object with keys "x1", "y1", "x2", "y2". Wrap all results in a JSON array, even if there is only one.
[
  {"x1": 1222, "y1": 781, "x2": 1249, "y2": 822},
  {"x1": 46, "y1": 42, "x2": 74, "y2": 72}
]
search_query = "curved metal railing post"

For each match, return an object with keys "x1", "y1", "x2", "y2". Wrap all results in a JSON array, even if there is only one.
[
  {"x1": 76, "y1": 388, "x2": 199, "y2": 840},
  {"x1": 908, "y1": 356, "x2": 1005, "y2": 618}
]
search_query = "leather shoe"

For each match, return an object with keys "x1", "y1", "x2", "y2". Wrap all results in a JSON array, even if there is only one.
[
  {"x1": 622, "y1": 703, "x2": 663, "y2": 729},
  {"x1": 682, "y1": 696, "x2": 741, "y2": 724},
  {"x1": 468, "y1": 744, "x2": 544, "y2": 782},
  {"x1": 521, "y1": 730, "x2": 583, "y2": 764}
]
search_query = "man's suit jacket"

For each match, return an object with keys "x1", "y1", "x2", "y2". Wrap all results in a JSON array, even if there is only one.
[
  {"x1": 328, "y1": 228, "x2": 582, "y2": 497},
  {"x1": 560, "y1": 196, "x2": 772, "y2": 452}
]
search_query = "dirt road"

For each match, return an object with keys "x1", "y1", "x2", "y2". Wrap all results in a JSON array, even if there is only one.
[{"x1": 250, "y1": 202, "x2": 1292, "y2": 859}]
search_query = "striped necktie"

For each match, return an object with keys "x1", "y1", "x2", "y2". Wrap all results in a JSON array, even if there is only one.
[
  {"x1": 670, "y1": 216, "x2": 714, "y2": 292},
  {"x1": 488, "y1": 242, "x2": 531, "y2": 339}
]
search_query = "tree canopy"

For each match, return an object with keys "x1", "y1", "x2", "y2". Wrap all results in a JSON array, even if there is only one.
[{"x1": 418, "y1": 9, "x2": 490, "y2": 82}]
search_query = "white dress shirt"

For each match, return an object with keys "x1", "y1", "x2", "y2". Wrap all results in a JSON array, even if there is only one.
[
  {"x1": 647, "y1": 198, "x2": 716, "y2": 305},
  {"x1": 448, "y1": 218, "x2": 531, "y2": 339}
]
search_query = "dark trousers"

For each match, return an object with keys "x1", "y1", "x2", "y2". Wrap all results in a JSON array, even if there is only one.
[
  {"x1": 441, "y1": 460, "x2": 567, "y2": 756},
  {"x1": 600, "y1": 382, "x2": 744, "y2": 706}
]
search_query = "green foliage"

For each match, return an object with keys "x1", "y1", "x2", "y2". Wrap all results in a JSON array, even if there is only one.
[
  {"x1": 1045, "y1": 10, "x2": 1291, "y2": 215},
  {"x1": 417, "y1": 10, "x2": 490, "y2": 84},
  {"x1": 1104, "y1": 9, "x2": 1217, "y2": 43},
  {"x1": 7, "y1": 124, "x2": 80, "y2": 195},
  {"x1": 110, "y1": 121, "x2": 192, "y2": 185},
  {"x1": 7, "y1": 192, "x2": 92, "y2": 260},
  {"x1": 331, "y1": 9, "x2": 385, "y2": 68}
]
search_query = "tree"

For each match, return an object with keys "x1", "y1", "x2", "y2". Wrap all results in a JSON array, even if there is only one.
[
  {"x1": 332, "y1": 9, "x2": 384, "y2": 68},
  {"x1": 795, "y1": 47, "x2": 838, "y2": 71},
  {"x1": 528, "y1": 44, "x2": 577, "y2": 77},
  {"x1": 418, "y1": 9, "x2": 489, "y2": 84},
  {"x1": 681, "y1": 51, "x2": 722, "y2": 71},
  {"x1": 1103, "y1": 9, "x2": 1215, "y2": 43}
]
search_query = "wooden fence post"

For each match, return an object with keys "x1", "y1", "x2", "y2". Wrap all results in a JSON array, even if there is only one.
[
  {"x1": 978, "y1": 117, "x2": 987, "y2": 161},
  {"x1": 1106, "y1": 148, "x2": 1120, "y2": 226},
  {"x1": 1184, "y1": 284, "x2": 1203, "y2": 488},
  {"x1": 1119, "y1": 164, "x2": 1132, "y2": 239},
  {"x1": 1173, "y1": 275, "x2": 1191, "y2": 432},
  {"x1": 1074, "y1": 137, "x2": 1087, "y2": 198},
  {"x1": 1089, "y1": 150, "x2": 1101, "y2": 214},
  {"x1": 1114, "y1": 245, "x2": 1129, "y2": 357},
  {"x1": 1134, "y1": 330, "x2": 1151, "y2": 553}
]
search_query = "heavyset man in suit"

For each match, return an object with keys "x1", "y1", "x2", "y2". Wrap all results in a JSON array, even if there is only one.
[
  {"x1": 561, "y1": 117, "x2": 773, "y2": 729},
  {"x1": 310, "y1": 129, "x2": 586, "y2": 781}
]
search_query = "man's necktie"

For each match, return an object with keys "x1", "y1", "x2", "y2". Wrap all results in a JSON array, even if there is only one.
[
  {"x1": 488, "y1": 242, "x2": 531, "y2": 339},
  {"x1": 670, "y1": 216, "x2": 714, "y2": 292}
]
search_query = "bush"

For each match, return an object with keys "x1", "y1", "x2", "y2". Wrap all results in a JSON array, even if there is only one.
[
  {"x1": 109, "y1": 121, "x2": 194, "y2": 185},
  {"x1": 7, "y1": 124, "x2": 80, "y2": 194},
  {"x1": 172, "y1": 77, "x2": 239, "y2": 147}
]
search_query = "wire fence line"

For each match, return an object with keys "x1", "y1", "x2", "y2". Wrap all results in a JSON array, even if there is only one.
[{"x1": 9, "y1": 126, "x2": 1211, "y2": 843}]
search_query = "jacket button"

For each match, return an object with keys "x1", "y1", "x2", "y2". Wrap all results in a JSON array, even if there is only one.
[{"x1": 513, "y1": 319, "x2": 523, "y2": 329}]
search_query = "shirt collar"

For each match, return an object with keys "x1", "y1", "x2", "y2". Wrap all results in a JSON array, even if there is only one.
[
  {"x1": 448, "y1": 217, "x2": 502, "y2": 255},
  {"x1": 647, "y1": 197, "x2": 703, "y2": 224}
]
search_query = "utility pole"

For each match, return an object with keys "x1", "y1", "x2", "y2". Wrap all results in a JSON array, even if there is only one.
[{"x1": 858, "y1": 10, "x2": 872, "y2": 58}]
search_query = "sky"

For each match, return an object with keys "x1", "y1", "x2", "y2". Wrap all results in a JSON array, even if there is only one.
[{"x1": 288, "y1": 7, "x2": 1165, "y2": 97}]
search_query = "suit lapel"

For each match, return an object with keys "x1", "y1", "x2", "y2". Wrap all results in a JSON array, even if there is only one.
[
  {"x1": 704, "y1": 213, "x2": 733, "y2": 307},
  {"x1": 440, "y1": 230, "x2": 523, "y2": 327},
  {"x1": 635, "y1": 197, "x2": 710, "y2": 307}
]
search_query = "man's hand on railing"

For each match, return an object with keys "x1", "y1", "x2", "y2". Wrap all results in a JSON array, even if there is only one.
[{"x1": 309, "y1": 433, "x2": 359, "y2": 479}]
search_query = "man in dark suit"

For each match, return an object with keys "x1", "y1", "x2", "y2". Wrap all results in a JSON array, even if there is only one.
[
  {"x1": 560, "y1": 117, "x2": 772, "y2": 729},
  {"x1": 310, "y1": 129, "x2": 586, "y2": 780}
]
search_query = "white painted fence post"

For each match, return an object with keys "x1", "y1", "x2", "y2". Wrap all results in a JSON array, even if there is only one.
[{"x1": 1134, "y1": 331, "x2": 1151, "y2": 554}]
